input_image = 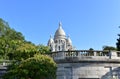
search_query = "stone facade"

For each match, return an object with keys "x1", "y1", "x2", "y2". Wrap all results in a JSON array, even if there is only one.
[
  {"x1": 48, "y1": 23, "x2": 120, "y2": 79},
  {"x1": 53, "y1": 51, "x2": 120, "y2": 79}
]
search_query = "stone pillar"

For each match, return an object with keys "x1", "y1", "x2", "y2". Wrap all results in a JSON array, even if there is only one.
[
  {"x1": 94, "y1": 52, "x2": 96, "y2": 56},
  {"x1": 111, "y1": 51, "x2": 118, "y2": 59}
]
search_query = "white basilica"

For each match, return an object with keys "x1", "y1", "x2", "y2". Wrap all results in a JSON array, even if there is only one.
[
  {"x1": 48, "y1": 22, "x2": 73, "y2": 52},
  {"x1": 47, "y1": 22, "x2": 120, "y2": 79}
]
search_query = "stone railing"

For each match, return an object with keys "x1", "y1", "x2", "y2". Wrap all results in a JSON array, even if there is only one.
[
  {"x1": 0, "y1": 60, "x2": 11, "y2": 67},
  {"x1": 49, "y1": 50, "x2": 120, "y2": 60}
]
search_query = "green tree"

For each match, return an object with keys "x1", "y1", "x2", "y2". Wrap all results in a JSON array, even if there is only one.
[
  {"x1": 89, "y1": 48, "x2": 94, "y2": 51},
  {"x1": 13, "y1": 42, "x2": 38, "y2": 60},
  {"x1": 0, "y1": 18, "x2": 57, "y2": 79},
  {"x1": 116, "y1": 34, "x2": 120, "y2": 51},
  {"x1": 103, "y1": 46, "x2": 116, "y2": 51},
  {"x1": 0, "y1": 18, "x2": 24, "y2": 40},
  {"x1": 0, "y1": 18, "x2": 25, "y2": 59},
  {"x1": 7, "y1": 43, "x2": 51, "y2": 60},
  {"x1": 3, "y1": 54, "x2": 57, "y2": 79},
  {"x1": 87, "y1": 48, "x2": 94, "y2": 56},
  {"x1": 37, "y1": 44, "x2": 50, "y2": 54}
]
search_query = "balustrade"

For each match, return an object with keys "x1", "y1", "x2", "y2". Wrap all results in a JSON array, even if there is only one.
[{"x1": 50, "y1": 50, "x2": 120, "y2": 60}]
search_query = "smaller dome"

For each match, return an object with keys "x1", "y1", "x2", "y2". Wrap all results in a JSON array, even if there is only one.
[
  {"x1": 67, "y1": 36, "x2": 72, "y2": 45},
  {"x1": 48, "y1": 35, "x2": 54, "y2": 45},
  {"x1": 54, "y1": 22, "x2": 66, "y2": 39}
]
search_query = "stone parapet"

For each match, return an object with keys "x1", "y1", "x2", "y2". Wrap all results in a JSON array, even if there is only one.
[
  {"x1": 51, "y1": 50, "x2": 120, "y2": 79},
  {"x1": 51, "y1": 50, "x2": 120, "y2": 60}
]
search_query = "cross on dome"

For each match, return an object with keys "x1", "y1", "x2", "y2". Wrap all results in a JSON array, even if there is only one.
[{"x1": 59, "y1": 22, "x2": 62, "y2": 28}]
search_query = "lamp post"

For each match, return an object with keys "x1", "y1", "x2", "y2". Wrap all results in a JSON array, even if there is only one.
[
  {"x1": 112, "y1": 72, "x2": 118, "y2": 79},
  {"x1": 104, "y1": 66, "x2": 113, "y2": 79}
]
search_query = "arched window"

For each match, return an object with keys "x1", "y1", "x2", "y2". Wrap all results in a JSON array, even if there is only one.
[
  {"x1": 55, "y1": 45, "x2": 57, "y2": 51},
  {"x1": 59, "y1": 40, "x2": 60, "y2": 44},
  {"x1": 59, "y1": 46, "x2": 60, "y2": 51},
  {"x1": 55, "y1": 40, "x2": 58, "y2": 43}
]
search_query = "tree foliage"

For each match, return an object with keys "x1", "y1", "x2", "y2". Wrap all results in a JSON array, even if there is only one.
[
  {"x1": 0, "y1": 18, "x2": 24, "y2": 40},
  {"x1": 0, "y1": 18, "x2": 56, "y2": 79},
  {"x1": 102, "y1": 46, "x2": 116, "y2": 51},
  {"x1": 3, "y1": 54, "x2": 57, "y2": 79},
  {"x1": 37, "y1": 44, "x2": 50, "y2": 54},
  {"x1": 7, "y1": 43, "x2": 50, "y2": 61},
  {"x1": 8, "y1": 42, "x2": 38, "y2": 60},
  {"x1": 116, "y1": 34, "x2": 120, "y2": 51},
  {"x1": 0, "y1": 18, "x2": 25, "y2": 59},
  {"x1": 0, "y1": 18, "x2": 50, "y2": 60}
]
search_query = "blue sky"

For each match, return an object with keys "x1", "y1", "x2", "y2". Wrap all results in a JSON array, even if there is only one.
[{"x1": 0, "y1": 0, "x2": 120, "y2": 50}]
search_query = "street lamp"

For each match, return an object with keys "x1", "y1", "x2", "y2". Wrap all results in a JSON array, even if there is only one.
[{"x1": 112, "y1": 72, "x2": 118, "y2": 79}]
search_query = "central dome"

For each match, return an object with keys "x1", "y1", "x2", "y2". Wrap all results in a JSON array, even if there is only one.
[{"x1": 54, "y1": 22, "x2": 66, "y2": 39}]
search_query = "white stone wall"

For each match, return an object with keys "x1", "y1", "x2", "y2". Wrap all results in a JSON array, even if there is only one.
[{"x1": 57, "y1": 63, "x2": 120, "y2": 79}]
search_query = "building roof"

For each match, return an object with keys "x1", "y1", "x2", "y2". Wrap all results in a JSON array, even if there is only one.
[
  {"x1": 54, "y1": 22, "x2": 66, "y2": 39},
  {"x1": 67, "y1": 36, "x2": 72, "y2": 45},
  {"x1": 48, "y1": 35, "x2": 54, "y2": 45}
]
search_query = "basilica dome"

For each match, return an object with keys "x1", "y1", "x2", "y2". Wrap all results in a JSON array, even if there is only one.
[
  {"x1": 48, "y1": 36, "x2": 54, "y2": 44},
  {"x1": 48, "y1": 22, "x2": 73, "y2": 52},
  {"x1": 54, "y1": 22, "x2": 66, "y2": 39},
  {"x1": 67, "y1": 36, "x2": 72, "y2": 45}
]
